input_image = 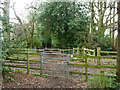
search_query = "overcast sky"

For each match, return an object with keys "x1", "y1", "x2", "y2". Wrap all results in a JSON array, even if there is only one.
[{"x1": 9, "y1": 0, "x2": 35, "y2": 23}]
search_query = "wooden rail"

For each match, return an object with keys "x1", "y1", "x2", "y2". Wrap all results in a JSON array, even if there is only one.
[{"x1": 69, "y1": 55, "x2": 116, "y2": 81}]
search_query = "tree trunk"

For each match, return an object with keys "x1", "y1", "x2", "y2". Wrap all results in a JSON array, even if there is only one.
[
  {"x1": 0, "y1": 10, "x2": 2, "y2": 90},
  {"x1": 112, "y1": 2, "x2": 115, "y2": 49},
  {"x1": 90, "y1": 1, "x2": 94, "y2": 43},
  {"x1": 117, "y1": 1, "x2": 120, "y2": 83},
  {"x1": 31, "y1": 22, "x2": 34, "y2": 48},
  {"x1": 110, "y1": 4, "x2": 112, "y2": 42},
  {"x1": 4, "y1": 0, "x2": 10, "y2": 41}
]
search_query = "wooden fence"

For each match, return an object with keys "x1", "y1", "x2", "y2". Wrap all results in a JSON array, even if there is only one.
[
  {"x1": 4, "y1": 49, "x2": 117, "y2": 73},
  {"x1": 3, "y1": 48, "x2": 117, "y2": 88}
]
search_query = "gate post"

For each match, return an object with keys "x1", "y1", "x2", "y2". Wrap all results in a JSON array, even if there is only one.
[
  {"x1": 40, "y1": 53, "x2": 43, "y2": 76},
  {"x1": 66, "y1": 54, "x2": 69, "y2": 79}
]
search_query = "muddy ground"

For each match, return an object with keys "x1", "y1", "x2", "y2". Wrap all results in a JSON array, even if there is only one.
[{"x1": 2, "y1": 72, "x2": 89, "y2": 88}]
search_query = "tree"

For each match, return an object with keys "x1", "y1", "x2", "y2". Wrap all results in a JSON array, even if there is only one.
[
  {"x1": 88, "y1": 1, "x2": 117, "y2": 50},
  {"x1": 3, "y1": 0, "x2": 10, "y2": 41},
  {"x1": 37, "y1": 2, "x2": 89, "y2": 48},
  {"x1": 117, "y1": 1, "x2": 120, "y2": 83}
]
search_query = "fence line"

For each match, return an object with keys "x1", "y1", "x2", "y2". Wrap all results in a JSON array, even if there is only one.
[
  {"x1": 4, "y1": 50, "x2": 117, "y2": 80},
  {"x1": 4, "y1": 47, "x2": 118, "y2": 88}
]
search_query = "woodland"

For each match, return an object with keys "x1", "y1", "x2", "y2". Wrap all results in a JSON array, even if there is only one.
[{"x1": 0, "y1": 0, "x2": 120, "y2": 89}]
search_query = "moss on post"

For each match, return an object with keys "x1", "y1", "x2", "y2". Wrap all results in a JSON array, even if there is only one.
[
  {"x1": 82, "y1": 46, "x2": 85, "y2": 62},
  {"x1": 82, "y1": 46, "x2": 85, "y2": 56},
  {"x1": 97, "y1": 47, "x2": 101, "y2": 56},
  {"x1": 27, "y1": 48, "x2": 29, "y2": 75},
  {"x1": 77, "y1": 47, "x2": 79, "y2": 55},
  {"x1": 100, "y1": 71, "x2": 105, "y2": 88},
  {"x1": 85, "y1": 57, "x2": 88, "y2": 81},
  {"x1": 40, "y1": 53, "x2": 43, "y2": 76},
  {"x1": 97, "y1": 47, "x2": 101, "y2": 65}
]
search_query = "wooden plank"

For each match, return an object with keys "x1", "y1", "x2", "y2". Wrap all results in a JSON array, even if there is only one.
[
  {"x1": 3, "y1": 64, "x2": 27, "y2": 69},
  {"x1": 73, "y1": 55, "x2": 117, "y2": 59},
  {"x1": 3, "y1": 64, "x2": 40, "y2": 70},
  {"x1": 15, "y1": 53, "x2": 40, "y2": 55},
  {"x1": 6, "y1": 58, "x2": 40, "y2": 63},
  {"x1": 6, "y1": 58, "x2": 27, "y2": 61},
  {"x1": 84, "y1": 48, "x2": 95, "y2": 52},
  {"x1": 100, "y1": 51, "x2": 117, "y2": 54},
  {"x1": 69, "y1": 63, "x2": 116, "y2": 69},
  {"x1": 69, "y1": 63, "x2": 85, "y2": 66},
  {"x1": 88, "y1": 64, "x2": 116, "y2": 69}
]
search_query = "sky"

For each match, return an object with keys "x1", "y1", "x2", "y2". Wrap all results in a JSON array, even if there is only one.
[{"x1": 9, "y1": 0, "x2": 36, "y2": 23}]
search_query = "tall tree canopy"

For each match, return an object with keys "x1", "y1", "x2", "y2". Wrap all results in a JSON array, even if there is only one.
[{"x1": 37, "y1": 2, "x2": 90, "y2": 48}]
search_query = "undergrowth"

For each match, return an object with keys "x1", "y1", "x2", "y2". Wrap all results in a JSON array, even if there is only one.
[
  {"x1": 88, "y1": 70, "x2": 120, "y2": 88},
  {"x1": 2, "y1": 67, "x2": 15, "y2": 82},
  {"x1": 2, "y1": 67, "x2": 24, "y2": 82}
]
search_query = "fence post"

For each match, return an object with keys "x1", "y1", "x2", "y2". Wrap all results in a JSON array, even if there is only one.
[
  {"x1": 66, "y1": 54, "x2": 69, "y2": 79},
  {"x1": 85, "y1": 57, "x2": 88, "y2": 81},
  {"x1": 97, "y1": 47, "x2": 101, "y2": 56},
  {"x1": 82, "y1": 46, "x2": 85, "y2": 61},
  {"x1": 69, "y1": 48, "x2": 70, "y2": 54},
  {"x1": 27, "y1": 48, "x2": 29, "y2": 75},
  {"x1": 100, "y1": 71, "x2": 105, "y2": 88},
  {"x1": 17, "y1": 48, "x2": 18, "y2": 60},
  {"x1": 94, "y1": 49, "x2": 95, "y2": 56},
  {"x1": 77, "y1": 47, "x2": 79, "y2": 55},
  {"x1": 82, "y1": 46, "x2": 85, "y2": 56},
  {"x1": 40, "y1": 53, "x2": 43, "y2": 76},
  {"x1": 73, "y1": 48, "x2": 74, "y2": 55},
  {"x1": 97, "y1": 47, "x2": 101, "y2": 65}
]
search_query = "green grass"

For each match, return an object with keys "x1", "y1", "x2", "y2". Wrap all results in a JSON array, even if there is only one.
[
  {"x1": 32, "y1": 73, "x2": 40, "y2": 76},
  {"x1": 15, "y1": 69, "x2": 24, "y2": 74}
]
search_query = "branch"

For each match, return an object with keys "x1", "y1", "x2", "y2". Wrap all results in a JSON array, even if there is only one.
[
  {"x1": 105, "y1": 13, "x2": 117, "y2": 24},
  {"x1": 0, "y1": 7, "x2": 6, "y2": 14},
  {"x1": 13, "y1": 7, "x2": 23, "y2": 25},
  {"x1": 94, "y1": 16, "x2": 98, "y2": 23},
  {"x1": 106, "y1": 22, "x2": 118, "y2": 27}
]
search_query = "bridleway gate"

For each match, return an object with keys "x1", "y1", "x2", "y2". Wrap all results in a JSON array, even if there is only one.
[{"x1": 40, "y1": 49, "x2": 69, "y2": 78}]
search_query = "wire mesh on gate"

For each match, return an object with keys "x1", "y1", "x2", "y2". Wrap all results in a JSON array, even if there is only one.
[{"x1": 40, "y1": 52, "x2": 69, "y2": 78}]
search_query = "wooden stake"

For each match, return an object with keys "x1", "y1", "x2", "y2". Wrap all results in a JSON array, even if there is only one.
[
  {"x1": 85, "y1": 57, "x2": 88, "y2": 81},
  {"x1": 100, "y1": 71, "x2": 105, "y2": 88},
  {"x1": 27, "y1": 48, "x2": 29, "y2": 75},
  {"x1": 40, "y1": 53, "x2": 43, "y2": 76}
]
